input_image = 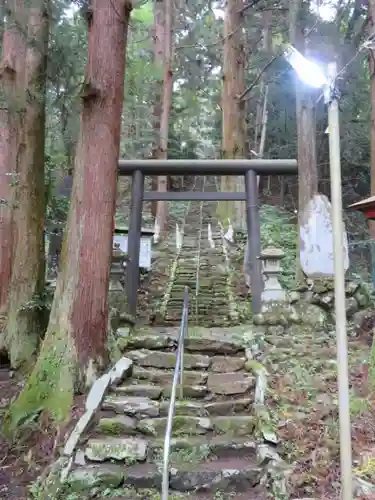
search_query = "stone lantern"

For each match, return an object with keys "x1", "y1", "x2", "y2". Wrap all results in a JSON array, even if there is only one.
[
  {"x1": 109, "y1": 243, "x2": 127, "y2": 312},
  {"x1": 259, "y1": 247, "x2": 286, "y2": 302}
]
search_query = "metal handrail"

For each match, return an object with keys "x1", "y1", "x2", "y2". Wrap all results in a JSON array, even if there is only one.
[{"x1": 161, "y1": 286, "x2": 189, "y2": 500}]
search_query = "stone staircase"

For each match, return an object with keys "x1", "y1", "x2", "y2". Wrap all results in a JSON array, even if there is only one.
[
  {"x1": 163, "y1": 230, "x2": 237, "y2": 326},
  {"x1": 64, "y1": 327, "x2": 283, "y2": 498}
]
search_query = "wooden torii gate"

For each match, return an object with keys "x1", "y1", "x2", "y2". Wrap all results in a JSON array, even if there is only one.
[{"x1": 118, "y1": 159, "x2": 298, "y2": 318}]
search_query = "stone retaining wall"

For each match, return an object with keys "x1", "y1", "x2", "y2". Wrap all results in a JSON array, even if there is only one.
[{"x1": 291, "y1": 277, "x2": 371, "y2": 322}]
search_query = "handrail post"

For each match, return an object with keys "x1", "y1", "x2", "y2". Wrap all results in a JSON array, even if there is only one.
[{"x1": 161, "y1": 286, "x2": 189, "y2": 500}]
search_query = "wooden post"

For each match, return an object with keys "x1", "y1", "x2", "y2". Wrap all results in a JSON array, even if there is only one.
[{"x1": 126, "y1": 169, "x2": 144, "y2": 318}]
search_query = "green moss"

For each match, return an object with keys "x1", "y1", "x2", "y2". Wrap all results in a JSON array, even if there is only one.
[
  {"x1": 2, "y1": 328, "x2": 76, "y2": 437},
  {"x1": 244, "y1": 359, "x2": 266, "y2": 375}
]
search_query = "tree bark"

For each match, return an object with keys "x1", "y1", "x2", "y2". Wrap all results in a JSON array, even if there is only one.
[
  {"x1": 368, "y1": 1, "x2": 375, "y2": 336},
  {"x1": 154, "y1": 0, "x2": 173, "y2": 238},
  {"x1": 5, "y1": 0, "x2": 50, "y2": 369},
  {"x1": 0, "y1": 1, "x2": 26, "y2": 329},
  {"x1": 220, "y1": 0, "x2": 246, "y2": 229},
  {"x1": 151, "y1": 0, "x2": 165, "y2": 219},
  {"x1": 6, "y1": 0, "x2": 132, "y2": 431},
  {"x1": 289, "y1": 0, "x2": 318, "y2": 281},
  {"x1": 368, "y1": 1, "x2": 375, "y2": 240}
]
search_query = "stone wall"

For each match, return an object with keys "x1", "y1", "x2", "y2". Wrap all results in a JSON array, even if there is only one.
[{"x1": 291, "y1": 277, "x2": 371, "y2": 323}]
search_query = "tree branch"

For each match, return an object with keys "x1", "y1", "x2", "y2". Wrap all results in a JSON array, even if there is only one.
[
  {"x1": 238, "y1": 54, "x2": 279, "y2": 101},
  {"x1": 239, "y1": 0, "x2": 263, "y2": 16}
]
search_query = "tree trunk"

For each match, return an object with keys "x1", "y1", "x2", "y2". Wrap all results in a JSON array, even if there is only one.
[
  {"x1": 0, "y1": 1, "x2": 26, "y2": 330},
  {"x1": 289, "y1": 0, "x2": 318, "y2": 281},
  {"x1": 151, "y1": 0, "x2": 164, "y2": 219},
  {"x1": 5, "y1": 0, "x2": 50, "y2": 369},
  {"x1": 6, "y1": 0, "x2": 132, "y2": 431},
  {"x1": 154, "y1": 0, "x2": 173, "y2": 238},
  {"x1": 220, "y1": 0, "x2": 246, "y2": 229},
  {"x1": 367, "y1": 0, "x2": 375, "y2": 388}
]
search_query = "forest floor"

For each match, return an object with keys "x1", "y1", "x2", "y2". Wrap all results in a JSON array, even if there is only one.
[{"x1": 0, "y1": 326, "x2": 375, "y2": 500}]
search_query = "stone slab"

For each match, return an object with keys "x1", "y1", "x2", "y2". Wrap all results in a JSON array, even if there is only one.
[
  {"x1": 113, "y1": 384, "x2": 162, "y2": 400},
  {"x1": 207, "y1": 372, "x2": 254, "y2": 395},
  {"x1": 210, "y1": 356, "x2": 245, "y2": 373},
  {"x1": 137, "y1": 417, "x2": 212, "y2": 438},
  {"x1": 119, "y1": 334, "x2": 176, "y2": 351},
  {"x1": 132, "y1": 366, "x2": 208, "y2": 386},
  {"x1": 204, "y1": 399, "x2": 252, "y2": 416},
  {"x1": 126, "y1": 349, "x2": 211, "y2": 370},
  {"x1": 102, "y1": 395, "x2": 159, "y2": 418},
  {"x1": 159, "y1": 400, "x2": 206, "y2": 418},
  {"x1": 184, "y1": 336, "x2": 244, "y2": 355},
  {"x1": 66, "y1": 464, "x2": 124, "y2": 490},
  {"x1": 84, "y1": 437, "x2": 148, "y2": 462},
  {"x1": 162, "y1": 385, "x2": 208, "y2": 399},
  {"x1": 212, "y1": 416, "x2": 256, "y2": 437},
  {"x1": 97, "y1": 415, "x2": 137, "y2": 435}
]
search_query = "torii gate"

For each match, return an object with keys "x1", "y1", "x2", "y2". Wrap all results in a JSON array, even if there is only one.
[{"x1": 118, "y1": 159, "x2": 298, "y2": 318}]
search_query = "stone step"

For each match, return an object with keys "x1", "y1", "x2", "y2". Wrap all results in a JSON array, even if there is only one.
[
  {"x1": 111, "y1": 486, "x2": 268, "y2": 499},
  {"x1": 136, "y1": 415, "x2": 256, "y2": 438},
  {"x1": 102, "y1": 396, "x2": 160, "y2": 418},
  {"x1": 150, "y1": 435, "x2": 258, "y2": 459},
  {"x1": 98, "y1": 398, "x2": 254, "y2": 431},
  {"x1": 68, "y1": 455, "x2": 262, "y2": 493},
  {"x1": 119, "y1": 332, "x2": 245, "y2": 355},
  {"x1": 125, "y1": 349, "x2": 211, "y2": 370},
  {"x1": 84, "y1": 436, "x2": 149, "y2": 463},
  {"x1": 112, "y1": 384, "x2": 163, "y2": 400},
  {"x1": 132, "y1": 366, "x2": 208, "y2": 386},
  {"x1": 111, "y1": 371, "x2": 254, "y2": 405}
]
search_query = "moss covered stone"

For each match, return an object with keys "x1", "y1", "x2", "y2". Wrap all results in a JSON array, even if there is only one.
[
  {"x1": 212, "y1": 416, "x2": 256, "y2": 436},
  {"x1": 126, "y1": 349, "x2": 211, "y2": 370},
  {"x1": 84, "y1": 437, "x2": 148, "y2": 462},
  {"x1": 132, "y1": 366, "x2": 208, "y2": 386},
  {"x1": 136, "y1": 416, "x2": 212, "y2": 437},
  {"x1": 97, "y1": 415, "x2": 137, "y2": 435},
  {"x1": 65, "y1": 464, "x2": 124, "y2": 491},
  {"x1": 118, "y1": 334, "x2": 176, "y2": 352},
  {"x1": 159, "y1": 400, "x2": 206, "y2": 417}
]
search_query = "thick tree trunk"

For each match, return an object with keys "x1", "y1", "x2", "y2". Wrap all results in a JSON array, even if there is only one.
[
  {"x1": 6, "y1": 0, "x2": 132, "y2": 432},
  {"x1": 369, "y1": 2, "x2": 375, "y2": 240},
  {"x1": 151, "y1": 0, "x2": 164, "y2": 219},
  {"x1": 0, "y1": 1, "x2": 26, "y2": 333},
  {"x1": 368, "y1": 0, "x2": 375, "y2": 388},
  {"x1": 289, "y1": 0, "x2": 318, "y2": 281},
  {"x1": 154, "y1": 0, "x2": 173, "y2": 238},
  {"x1": 5, "y1": 0, "x2": 49, "y2": 369},
  {"x1": 220, "y1": 0, "x2": 246, "y2": 229}
]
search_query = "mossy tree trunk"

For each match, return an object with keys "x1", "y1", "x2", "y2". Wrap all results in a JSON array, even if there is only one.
[
  {"x1": 219, "y1": 0, "x2": 246, "y2": 229},
  {"x1": 5, "y1": 0, "x2": 133, "y2": 432},
  {"x1": 5, "y1": 0, "x2": 50, "y2": 369},
  {"x1": 154, "y1": 0, "x2": 173, "y2": 239},
  {"x1": 0, "y1": 1, "x2": 27, "y2": 345}
]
